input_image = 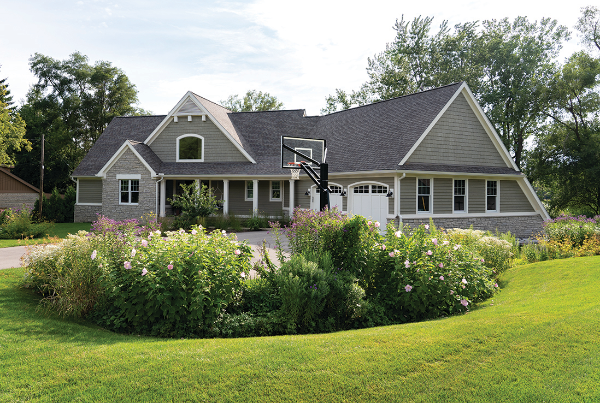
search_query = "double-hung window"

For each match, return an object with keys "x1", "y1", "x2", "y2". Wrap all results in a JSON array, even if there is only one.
[
  {"x1": 120, "y1": 179, "x2": 139, "y2": 205},
  {"x1": 270, "y1": 181, "x2": 281, "y2": 201},
  {"x1": 487, "y1": 180, "x2": 498, "y2": 211},
  {"x1": 454, "y1": 180, "x2": 466, "y2": 212},
  {"x1": 245, "y1": 181, "x2": 254, "y2": 200},
  {"x1": 417, "y1": 179, "x2": 431, "y2": 212}
]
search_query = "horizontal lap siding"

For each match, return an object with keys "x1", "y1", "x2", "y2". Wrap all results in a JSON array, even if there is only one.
[
  {"x1": 259, "y1": 181, "x2": 284, "y2": 215},
  {"x1": 468, "y1": 179, "x2": 485, "y2": 213},
  {"x1": 433, "y1": 178, "x2": 452, "y2": 214},
  {"x1": 228, "y1": 180, "x2": 252, "y2": 215},
  {"x1": 78, "y1": 179, "x2": 103, "y2": 204},
  {"x1": 0, "y1": 170, "x2": 36, "y2": 193},
  {"x1": 406, "y1": 93, "x2": 507, "y2": 167},
  {"x1": 500, "y1": 180, "x2": 534, "y2": 212},
  {"x1": 150, "y1": 119, "x2": 248, "y2": 162},
  {"x1": 400, "y1": 176, "x2": 416, "y2": 215}
]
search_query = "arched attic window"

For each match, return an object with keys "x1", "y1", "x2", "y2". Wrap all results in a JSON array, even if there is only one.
[{"x1": 176, "y1": 134, "x2": 204, "y2": 162}]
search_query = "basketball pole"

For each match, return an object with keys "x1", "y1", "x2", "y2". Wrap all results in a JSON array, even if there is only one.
[{"x1": 319, "y1": 163, "x2": 329, "y2": 212}]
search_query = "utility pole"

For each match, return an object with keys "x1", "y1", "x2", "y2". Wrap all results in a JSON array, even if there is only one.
[{"x1": 38, "y1": 132, "x2": 44, "y2": 218}]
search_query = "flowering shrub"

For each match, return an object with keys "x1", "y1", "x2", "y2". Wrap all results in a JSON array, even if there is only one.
[
  {"x1": 367, "y1": 224, "x2": 497, "y2": 322},
  {"x1": 543, "y1": 215, "x2": 600, "y2": 247},
  {"x1": 446, "y1": 228, "x2": 517, "y2": 273},
  {"x1": 95, "y1": 226, "x2": 252, "y2": 337}
]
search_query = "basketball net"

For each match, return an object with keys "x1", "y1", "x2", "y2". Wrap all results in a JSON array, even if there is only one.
[{"x1": 291, "y1": 169, "x2": 300, "y2": 180}]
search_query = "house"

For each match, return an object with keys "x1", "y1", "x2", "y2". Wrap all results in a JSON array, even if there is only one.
[
  {"x1": 0, "y1": 165, "x2": 42, "y2": 210},
  {"x1": 72, "y1": 82, "x2": 549, "y2": 238}
]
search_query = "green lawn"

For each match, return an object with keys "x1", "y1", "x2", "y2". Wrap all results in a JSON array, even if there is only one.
[
  {"x1": 1, "y1": 257, "x2": 599, "y2": 402},
  {"x1": 0, "y1": 222, "x2": 91, "y2": 248}
]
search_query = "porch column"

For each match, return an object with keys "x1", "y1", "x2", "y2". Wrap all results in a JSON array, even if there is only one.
[
  {"x1": 252, "y1": 179, "x2": 258, "y2": 214},
  {"x1": 289, "y1": 179, "x2": 295, "y2": 215},
  {"x1": 223, "y1": 179, "x2": 229, "y2": 215},
  {"x1": 160, "y1": 179, "x2": 166, "y2": 217}
]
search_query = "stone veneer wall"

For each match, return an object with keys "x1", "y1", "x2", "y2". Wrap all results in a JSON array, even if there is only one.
[
  {"x1": 102, "y1": 149, "x2": 155, "y2": 221},
  {"x1": 390, "y1": 215, "x2": 544, "y2": 239},
  {"x1": 74, "y1": 205, "x2": 102, "y2": 223},
  {"x1": 0, "y1": 193, "x2": 40, "y2": 210}
]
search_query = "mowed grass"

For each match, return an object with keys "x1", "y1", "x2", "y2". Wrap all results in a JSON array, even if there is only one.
[
  {"x1": 1, "y1": 257, "x2": 599, "y2": 402},
  {"x1": 0, "y1": 223, "x2": 91, "y2": 248}
]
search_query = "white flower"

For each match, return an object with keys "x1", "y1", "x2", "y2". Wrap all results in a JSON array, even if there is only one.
[
  {"x1": 394, "y1": 231, "x2": 402, "y2": 238},
  {"x1": 131, "y1": 248, "x2": 136, "y2": 258}
]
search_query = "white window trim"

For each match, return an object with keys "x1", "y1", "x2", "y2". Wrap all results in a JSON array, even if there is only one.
[
  {"x1": 486, "y1": 180, "x2": 500, "y2": 213},
  {"x1": 416, "y1": 177, "x2": 433, "y2": 213},
  {"x1": 119, "y1": 179, "x2": 140, "y2": 205},
  {"x1": 245, "y1": 180, "x2": 254, "y2": 201},
  {"x1": 453, "y1": 178, "x2": 468, "y2": 213},
  {"x1": 176, "y1": 134, "x2": 205, "y2": 162},
  {"x1": 116, "y1": 174, "x2": 141, "y2": 180},
  {"x1": 270, "y1": 180, "x2": 282, "y2": 202}
]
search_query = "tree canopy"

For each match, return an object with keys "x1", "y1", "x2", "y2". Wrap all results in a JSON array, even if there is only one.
[
  {"x1": 11, "y1": 52, "x2": 148, "y2": 192},
  {"x1": 221, "y1": 90, "x2": 283, "y2": 112}
]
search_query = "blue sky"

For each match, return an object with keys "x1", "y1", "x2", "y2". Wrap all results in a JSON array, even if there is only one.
[{"x1": 0, "y1": 0, "x2": 593, "y2": 116}]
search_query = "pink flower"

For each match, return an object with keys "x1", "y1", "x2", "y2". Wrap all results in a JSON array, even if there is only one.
[
  {"x1": 167, "y1": 264, "x2": 173, "y2": 270},
  {"x1": 241, "y1": 272, "x2": 246, "y2": 278},
  {"x1": 494, "y1": 283, "x2": 499, "y2": 288},
  {"x1": 394, "y1": 230, "x2": 402, "y2": 237},
  {"x1": 426, "y1": 250, "x2": 433, "y2": 256},
  {"x1": 405, "y1": 284, "x2": 413, "y2": 292},
  {"x1": 91, "y1": 250, "x2": 97, "y2": 260},
  {"x1": 234, "y1": 249, "x2": 241, "y2": 255},
  {"x1": 404, "y1": 260, "x2": 410, "y2": 268},
  {"x1": 443, "y1": 240, "x2": 449, "y2": 246},
  {"x1": 425, "y1": 224, "x2": 429, "y2": 230},
  {"x1": 179, "y1": 229, "x2": 185, "y2": 234},
  {"x1": 462, "y1": 278, "x2": 468, "y2": 284},
  {"x1": 141, "y1": 268, "x2": 148, "y2": 276},
  {"x1": 389, "y1": 252, "x2": 395, "y2": 258},
  {"x1": 131, "y1": 248, "x2": 136, "y2": 258},
  {"x1": 381, "y1": 244, "x2": 386, "y2": 250},
  {"x1": 460, "y1": 299, "x2": 469, "y2": 307},
  {"x1": 462, "y1": 285, "x2": 466, "y2": 289},
  {"x1": 141, "y1": 240, "x2": 148, "y2": 247},
  {"x1": 432, "y1": 238, "x2": 438, "y2": 246},
  {"x1": 450, "y1": 290, "x2": 454, "y2": 295},
  {"x1": 481, "y1": 258, "x2": 485, "y2": 263},
  {"x1": 439, "y1": 275, "x2": 444, "y2": 280},
  {"x1": 192, "y1": 229, "x2": 197, "y2": 235},
  {"x1": 374, "y1": 221, "x2": 381, "y2": 228},
  {"x1": 124, "y1": 261, "x2": 132, "y2": 270},
  {"x1": 367, "y1": 221, "x2": 372, "y2": 226},
  {"x1": 438, "y1": 263, "x2": 444, "y2": 268}
]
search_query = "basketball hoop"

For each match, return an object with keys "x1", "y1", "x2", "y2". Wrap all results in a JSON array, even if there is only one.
[{"x1": 291, "y1": 169, "x2": 300, "y2": 180}]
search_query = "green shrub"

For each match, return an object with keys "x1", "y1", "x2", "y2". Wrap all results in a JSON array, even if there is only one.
[
  {"x1": 447, "y1": 228, "x2": 516, "y2": 274},
  {"x1": 0, "y1": 207, "x2": 54, "y2": 239},
  {"x1": 33, "y1": 186, "x2": 76, "y2": 223}
]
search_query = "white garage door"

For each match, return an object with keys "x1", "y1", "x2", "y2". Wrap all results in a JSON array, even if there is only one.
[
  {"x1": 350, "y1": 184, "x2": 388, "y2": 226},
  {"x1": 310, "y1": 185, "x2": 344, "y2": 211}
]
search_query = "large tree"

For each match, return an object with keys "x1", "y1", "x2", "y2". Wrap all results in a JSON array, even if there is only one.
[
  {"x1": 12, "y1": 52, "x2": 147, "y2": 192},
  {"x1": 526, "y1": 52, "x2": 600, "y2": 215},
  {"x1": 576, "y1": 5, "x2": 600, "y2": 53},
  {"x1": 0, "y1": 71, "x2": 29, "y2": 165},
  {"x1": 221, "y1": 90, "x2": 283, "y2": 112},
  {"x1": 321, "y1": 16, "x2": 569, "y2": 169}
]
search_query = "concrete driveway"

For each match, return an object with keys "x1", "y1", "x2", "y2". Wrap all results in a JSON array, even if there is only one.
[{"x1": 0, "y1": 230, "x2": 289, "y2": 270}]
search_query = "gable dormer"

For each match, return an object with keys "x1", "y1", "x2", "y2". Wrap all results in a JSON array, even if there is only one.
[{"x1": 144, "y1": 92, "x2": 255, "y2": 164}]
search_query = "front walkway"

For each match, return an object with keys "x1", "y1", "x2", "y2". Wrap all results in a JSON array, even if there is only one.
[{"x1": 0, "y1": 230, "x2": 288, "y2": 270}]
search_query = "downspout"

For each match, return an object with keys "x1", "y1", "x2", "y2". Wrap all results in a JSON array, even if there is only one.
[{"x1": 396, "y1": 173, "x2": 406, "y2": 229}]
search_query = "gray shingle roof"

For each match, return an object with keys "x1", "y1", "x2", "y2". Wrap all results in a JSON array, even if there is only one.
[
  {"x1": 73, "y1": 83, "x2": 520, "y2": 178},
  {"x1": 73, "y1": 115, "x2": 165, "y2": 176}
]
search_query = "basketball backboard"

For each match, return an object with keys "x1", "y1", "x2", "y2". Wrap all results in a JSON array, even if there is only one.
[{"x1": 281, "y1": 136, "x2": 326, "y2": 169}]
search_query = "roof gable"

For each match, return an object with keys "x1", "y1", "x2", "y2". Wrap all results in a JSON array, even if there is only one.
[
  {"x1": 97, "y1": 140, "x2": 157, "y2": 178},
  {"x1": 143, "y1": 92, "x2": 255, "y2": 163},
  {"x1": 400, "y1": 83, "x2": 519, "y2": 171}
]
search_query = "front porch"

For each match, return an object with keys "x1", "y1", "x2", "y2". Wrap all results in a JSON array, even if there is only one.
[{"x1": 157, "y1": 178, "x2": 297, "y2": 218}]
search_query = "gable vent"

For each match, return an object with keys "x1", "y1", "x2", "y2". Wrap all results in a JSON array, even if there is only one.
[{"x1": 177, "y1": 99, "x2": 203, "y2": 115}]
